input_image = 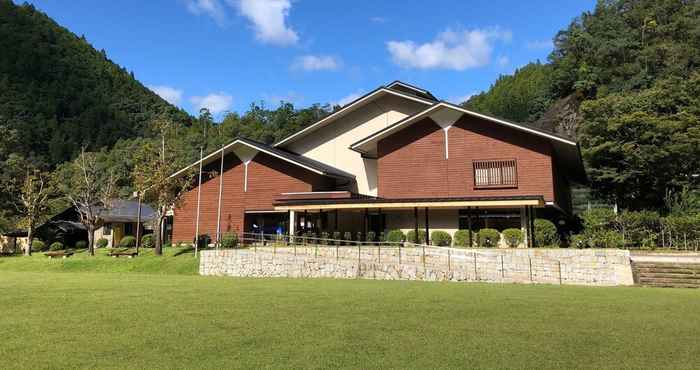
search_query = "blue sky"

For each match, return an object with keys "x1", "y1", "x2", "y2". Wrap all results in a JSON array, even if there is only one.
[{"x1": 26, "y1": 0, "x2": 595, "y2": 118}]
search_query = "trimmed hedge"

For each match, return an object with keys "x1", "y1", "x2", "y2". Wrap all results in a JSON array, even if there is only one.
[
  {"x1": 141, "y1": 234, "x2": 154, "y2": 248},
  {"x1": 431, "y1": 230, "x2": 452, "y2": 246},
  {"x1": 534, "y1": 219, "x2": 559, "y2": 247},
  {"x1": 453, "y1": 230, "x2": 472, "y2": 248},
  {"x1": 31, "y1": 240, "x2": 46, "y2": 252},
  {"x1": 96, "y1": 238, "x2": 108, "y2": 249},
  {"x1": 406, "y1": 230, "x2": 427, "y2": 244},
  {"x1": 220, "y1": 232, "x2": 239, "y2": 249},
  {"x1": 385, "y1": 229, "x2": 405, "y2": 243},
  {"x1": 49, "y1": 241, "x2": 64, "y2": 251},
  {"x1": 477, "y1": 228, "x2": 500, "y2": 248},
  {"x1": 569, "y1": 234, "x2": 588, "y2": 249},
  {"x1": 502, "y1": 228, "x2": 523, "y2": 248},
  {"x1": 119, "y1": 236, "x2": 137, "y2": 248}
]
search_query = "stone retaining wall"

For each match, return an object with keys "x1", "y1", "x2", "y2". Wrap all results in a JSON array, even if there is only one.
[{"x1": 199, "y1": 246, "x2": 634, "y2": 286}]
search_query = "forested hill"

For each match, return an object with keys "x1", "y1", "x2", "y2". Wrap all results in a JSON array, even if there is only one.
[
  {"x1": 463, "y1": 0, "x2": 700, "y2": 210},
  {"x1": 0, "y1": 0, "x2": 191, "y2": 167}
]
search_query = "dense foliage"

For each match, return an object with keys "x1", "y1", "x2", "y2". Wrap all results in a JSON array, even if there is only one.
[
  {"x1": 463, "y1": 0, "x2": 700, "y2": 211},
  {"x1": 0, "y1": 1, "x2": 190, "y2": 167}
]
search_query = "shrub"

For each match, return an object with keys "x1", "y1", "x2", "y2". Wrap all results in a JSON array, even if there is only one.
[
  {"x1": 406, "y1": 230, "x2": 427, "y2": 244},
  {"x1": 219, "y1": 232, "x2": 238, "y2": 249},
  {"x1": 343, "y1": 231, "x2": 352, "y2": 244},
  {"x1": 379, "y1": 232, "x2": 385, "y2": 243},
  {"x1": 118, "y1": 236, "x2": 137, "y2": 248},
  {"x1": 367, "y1": 231, "x2": 376, "y2": 242},
  {"x1": 385, "y1": 229, "x2": 405, "y2": 243},
  {"x1": 141, "y1": 234, "x2": 155, "y2": 248},
  {"x1": 96, "y1": 238, "x2": 108, "y2": 249},
  {"x1": 569, "y1": 234, "x2": 588, "y2": 249},
  {"x1": 453, "y1": 230, "x2": 472, "y2": 248},
  {"x1": 534, "y1": 219, "x2": 559, "y2": 247},
  {"x1": 308, "y1": 232, "x2": 317, "y2": 244},
  {"x1": 590, "y1": 230, "x2": 624, "y2": 249},
  {"x1": 617, "y1": 210, "x2": 660, "y2": 248},
  {"x1": 320, "y1": 232, "x2": 330, "y2": 245},
  {"x1": 502, "y1": 228, "x2": 523, "y2": 248},
  {"x1": 74, "y1": 240, "x2": 87, "y2": 249},
  {"x1": 430, "y1": 230, "x2": 452, "y2": 246},
  {"x1": 356, "y1": 232, "x2": 363, "y2": 242},
  {"x1": 477, "y1": 228, "x2": 500, "y2": 248},
  {"x1": 49, "y1": 241, "x2": 64, "y2": 251},
  {"x1": 31, "y1": 240, "x2": 46, "y2": 252},
  {"x1": 332, "y1": 231, "x2": 342, "y2": 246}
]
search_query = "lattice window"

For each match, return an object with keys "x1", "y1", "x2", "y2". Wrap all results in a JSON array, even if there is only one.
[{"x1": 473, "y1": 159, "x2": 518, "y2": 188}]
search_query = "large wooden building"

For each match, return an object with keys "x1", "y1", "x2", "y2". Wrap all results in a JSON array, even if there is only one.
[{"x1": 171, "y1": 81, "x2": 585, "y2": 246}]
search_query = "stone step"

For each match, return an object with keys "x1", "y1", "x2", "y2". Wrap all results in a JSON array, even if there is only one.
[
  {"x1": 632, "y1": 262, "x2": 700, "y2": 271},
  {"x1": 637, "y1": 281, "x2": 700, "y2": 289},
  {"x1": 636, "y1": 268, "x2": 700, "y2": 275},
  {"x1": 638, "y1": 273, "x2": 700, "y2": 280},
  {"x1": 639, "y1": 277, "x2": 700, "y2": 285}
]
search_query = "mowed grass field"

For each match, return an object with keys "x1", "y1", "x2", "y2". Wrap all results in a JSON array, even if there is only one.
[{"x1": 1, "y1": 253, "x2": 699, "y2": 369}]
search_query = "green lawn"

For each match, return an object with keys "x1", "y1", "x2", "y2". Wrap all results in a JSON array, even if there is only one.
[
  {"x1": 0, "y1": 268, "x2": 698, "y2": 369},
  {"x1": 0, "y1": 247, "x2": 199, "y2": 275}
]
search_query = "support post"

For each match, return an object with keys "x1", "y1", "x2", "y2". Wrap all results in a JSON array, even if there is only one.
[
  {"x1": 363, "y1": 208, "x2": 368, "y2": 238},
  {"x1": 424, "y1": 207, "x2": 430, "y2": 245},
  {"x1": 413, "y1": 207, "x2": 419, "y2": 244},
  {"x1": 530, "y1": 206, "x2": 537, "y2": 248},
  {"x1": 135, "y1": 193, "x2": 142, "y2": 255},
  {"x1": 467, "y1": 207, "x2": 473, "y2": 248},
  {"x1": 334, "y1": 209, "x2": 339, "y2": 232},
  {"x1": 288, "y1": 210, "x2": 296, "y2": 244}
]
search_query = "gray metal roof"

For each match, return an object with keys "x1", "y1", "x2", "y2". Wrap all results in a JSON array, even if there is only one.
[{"x1": 98, "y1": 199, "x2": 157, "y2": 223}]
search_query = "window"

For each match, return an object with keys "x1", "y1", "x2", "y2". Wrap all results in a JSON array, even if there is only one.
[{"x1": 473, "y1": 159, "x2": 517, "y2": 188}]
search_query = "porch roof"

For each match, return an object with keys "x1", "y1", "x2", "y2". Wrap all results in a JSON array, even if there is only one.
[{"x1": 274, "y1": 195, "x2": 544, "y2": 211}]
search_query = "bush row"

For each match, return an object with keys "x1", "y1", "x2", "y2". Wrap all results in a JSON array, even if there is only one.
[{"x1": 569, "y1": 208, "x2": 700, "y2": 249}]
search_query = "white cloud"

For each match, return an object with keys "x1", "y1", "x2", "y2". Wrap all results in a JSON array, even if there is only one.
[
  {"x1": 370, "y1": 16, "x2": 386, "y2": 23},
  {"x1": 332, "y1": 90, "x2": 364, "y2": 107},
  {"x1": 232, "y1": 0, "x2": 298, "y2": 46},
  {"x1": 291, "y1": 55, "x2": 341, "y2": 71},
  {"x1": 497, "y1": 55, "x2": 509, "y2": 67},
  {"x1": 386, "y1": 27, "x2": 512, "y2": 70},
  {"x1": 148, "y1": 85, "x2": 184, "y2": 105},
  {"x1": 449, "y1": 92, "x2": 478, "y2": 105},
  {"x1": 190, "y1": 92, "x2": 233, "y2": 114},
  {"x1": 185, "y1": 0, "x2": 226, "y2": 25},
  {"x1": 526, "y1": 39, "x2": 553, "y2": 50}
]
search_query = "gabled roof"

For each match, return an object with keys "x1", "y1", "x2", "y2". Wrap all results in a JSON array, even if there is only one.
[
  {"x1": 350, "y1": 101, "x2": 587, "y2": 183},
  {"x1": 386, "y1": 80, "x2": 438, "y2": 101},
  {"x1": 273, "y1": 81, "x2": 436, "y2": 148},
  {"x1": 170, "y1": 137, "x2": 355, "y2": 181}
]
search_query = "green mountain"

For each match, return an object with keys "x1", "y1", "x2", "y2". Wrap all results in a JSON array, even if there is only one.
[
  {"x1": 0, "y1": 0, "x2": 191, "y2": 167},
  {"x1": 463, "y1": 0, "x2": 700, "y2": 210}
]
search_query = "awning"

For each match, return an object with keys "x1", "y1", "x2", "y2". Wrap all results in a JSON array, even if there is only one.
[{"x1": 274, "y1": 194, "x2": 545, "y2": 211}]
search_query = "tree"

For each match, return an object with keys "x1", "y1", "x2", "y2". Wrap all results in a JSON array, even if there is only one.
[
  {"x1": 54, "y1": 149, "x2": 117, "y2": 256},
  {"x1": 132, "y1": 117, "x2": 195, "y2": 256},
  {"x1": 12, "y1": 166, "x2": 54, "y2": 256}
]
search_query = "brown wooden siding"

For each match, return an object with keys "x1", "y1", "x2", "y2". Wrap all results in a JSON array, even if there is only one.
[
  {"x1": 172, "y1": 151, "x2": 333, "y2": 243},
  {"x1": 377, "y1": 115, "x2": 556, "y2": 202}
]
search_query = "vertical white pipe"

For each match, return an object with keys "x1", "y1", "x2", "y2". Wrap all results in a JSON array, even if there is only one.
[
  {"x1": 215, "y1": 146, "x2": 224, "y2": 247},
  {"x1": 194, "y1": 147, "x2": 203, "y2": 254}
]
